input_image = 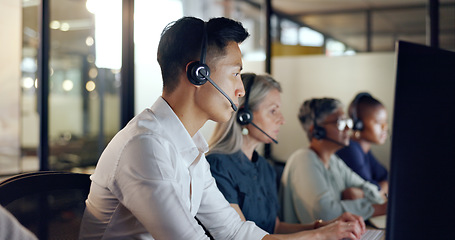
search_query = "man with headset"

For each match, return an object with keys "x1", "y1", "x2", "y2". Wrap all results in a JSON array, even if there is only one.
[{"x1": 79, "y1": 16, "x2": 275, "y2": 239}]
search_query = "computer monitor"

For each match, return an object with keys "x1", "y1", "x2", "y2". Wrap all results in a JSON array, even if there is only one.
[{"x1": 386, "y1": 41, "x2": 455, "y2": 239}]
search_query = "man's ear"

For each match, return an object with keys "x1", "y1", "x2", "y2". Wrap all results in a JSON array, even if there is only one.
[
  {"x1": 180, "y1": 63, "x2": 201, "y2": 89},
  {"x1": 185, "y1": 61, "x2": 196, "y2": 73}
]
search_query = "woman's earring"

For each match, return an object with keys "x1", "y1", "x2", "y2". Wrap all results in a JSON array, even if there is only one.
[
  {"x1": 354, "y1": 131, "x2": 361, "y2": 139},
  {"x1": 242, "y1": 127, "x2": 249, "y2": 135}
]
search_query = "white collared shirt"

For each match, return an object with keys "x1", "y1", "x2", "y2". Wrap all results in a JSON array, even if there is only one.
[{"x1": 79, "y1": 97, "x2": 267, "y2": 240}]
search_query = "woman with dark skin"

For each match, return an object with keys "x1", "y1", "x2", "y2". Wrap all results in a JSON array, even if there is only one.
[{"x1": 336, "y1": 92, "x2": 389, "y2": 197}]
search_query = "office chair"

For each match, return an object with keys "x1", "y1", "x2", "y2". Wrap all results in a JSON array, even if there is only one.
[{"x1": 0, "y1": 171, "x2": 91, "y2": 240}]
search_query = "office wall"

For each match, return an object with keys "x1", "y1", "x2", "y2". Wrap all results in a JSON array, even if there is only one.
[
  {"x1": 0, "y1": 0, "x2": 21, "y2": 174},
  {"x1": 271, "y1": 53, "x2": 396, "y2": 169}
]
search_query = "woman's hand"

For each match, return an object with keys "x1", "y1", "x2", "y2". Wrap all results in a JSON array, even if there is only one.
[
  {"x1": 316, "y1": 219, "x2": 364, "y2": 240},
  {"x1": 320, "y1": 212, "x2": 366, "y2": 238},
  {"x1": 335, "y1": 212, "x2": 366, "y2": 232}
]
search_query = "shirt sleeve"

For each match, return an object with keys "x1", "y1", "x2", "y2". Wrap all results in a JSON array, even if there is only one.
[
  {"x1": 110, "y1": 135, "x2": 211, "y2": 239},
  {"x1": 368, "y1": 152, "x2": 388, "y2": 183},
  {"x1": 206, "y1": 155, "x2": 239, "y2": 204},
  {"x1": 288, "y1": 153, "x2": 375, "y2": 222},
  {"x1": 337, "y1": 145, "x2": 371, "y2": 181},
  {"x1": 286, "y1": 154, "x2": 342, "y2": 221},
  {"x1": 337, "y1": 157, "x2": 385, "y2": 205}
]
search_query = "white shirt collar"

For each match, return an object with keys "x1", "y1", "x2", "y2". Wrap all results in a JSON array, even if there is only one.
[{"x1": 150, "y1": 97, "x2": 209, "y2": 166}]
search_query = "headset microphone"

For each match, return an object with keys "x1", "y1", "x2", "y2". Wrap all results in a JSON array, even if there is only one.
[
  {"x1": 186, "y1": 22, "x2": 237, "y2": 112},
  {"x1": 198, "y1": 70, "x2": 238, "y2": 111},
  {"x1": 237, "y1": 75, "x2": 278, "y2": 144},
  {"x1": 250, "y1": 122, "x2": 278, "y2": 144}
]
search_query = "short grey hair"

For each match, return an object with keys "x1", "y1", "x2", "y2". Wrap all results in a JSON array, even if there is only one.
[
  {"x1": 208, "y1": 73, "x2": 281, "y2": 155},
  {"x1": 298, "y1": 98, "x2": 343, "y2": 141}
]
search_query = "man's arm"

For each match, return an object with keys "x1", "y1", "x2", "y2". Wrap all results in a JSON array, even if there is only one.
[{"x1": 112, "y1": 136, "x2": 210, "y2": 239}]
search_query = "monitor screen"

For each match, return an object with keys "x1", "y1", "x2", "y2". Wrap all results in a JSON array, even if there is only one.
[{"x1": 386, "y1": 41, "x2": 455, "y2": 239}]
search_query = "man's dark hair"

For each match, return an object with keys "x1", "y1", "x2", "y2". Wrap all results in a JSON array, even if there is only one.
[{"x1": 157, "y1": 16, "x2": 249, "y2": 93}]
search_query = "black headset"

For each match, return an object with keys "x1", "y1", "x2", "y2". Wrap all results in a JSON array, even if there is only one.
[
  {"x1": 186, "y1": 22, "x2": 237, "y2": 111},
  {"x1": 351, "y1": 92, "x2": 372, "y2": 131},
  {"x1": 236, "y1": 76, "x2": 255, "y2": 125},
  {"x1": 187, "y1": 23, "x2": 210, "y2": 86},
  {"x1": 310, "y1": 99, "x2": 327, "y2": 140}
]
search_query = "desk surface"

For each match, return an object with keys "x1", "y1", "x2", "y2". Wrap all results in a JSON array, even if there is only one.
[{"x1": 368, "y1": 215, "x2": 386, "y2": 229}]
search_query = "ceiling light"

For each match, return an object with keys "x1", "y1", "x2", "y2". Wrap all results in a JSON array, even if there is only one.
[
  {"x1": 62, "y1": 79, "x2": 74, "y2": 92},
  {"x1": 86, "y1": 80, "x2": 96, "y2": 92},
  {"x1": 50, "y1": 20, "x2": 61, "y2": 29},
  {"x1": 86, "y1": 36, "x2": 94, "y2": 46},
  {"x1": 60, "y1": 22, "x2": 70, "y2": 31}
]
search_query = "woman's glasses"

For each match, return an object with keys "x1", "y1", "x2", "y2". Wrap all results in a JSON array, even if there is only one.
[{"x1": 322, "y1": 118, "x2": 353, "y2": 131}]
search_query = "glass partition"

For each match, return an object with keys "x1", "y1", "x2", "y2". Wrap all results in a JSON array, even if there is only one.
[
  {"x1": 18, "y1": 0, "x2": 122, "y2": 173},
  {"x1": 0, "y1": 1, "x2": 23, "y2": 176},
  {"x1": 46, "y1": 0, "x2": 121, "y2": 171}
]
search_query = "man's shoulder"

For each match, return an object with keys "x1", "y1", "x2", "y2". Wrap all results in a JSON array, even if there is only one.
[
  {"x1": 118, "y1": 108, "x2": 174, "y2": 145},
  {"x1": 93, "y1": 110, "x2": 174, "y2": 174}
]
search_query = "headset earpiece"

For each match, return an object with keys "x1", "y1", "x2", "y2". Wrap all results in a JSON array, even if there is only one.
[
  {"x1": 353, "y1": 119, "x2": 364, "y2": 131},
  {"x1": 187, "y1": 61, "x2": 209, "y2": 85},
  {"x1": 187, "y1": 22, "x2": 210, "y2": 86},
  {"x1": 351, "y1": 92, "x2": 372, "y2": 131},
  {"x1": 313, "y1": 125, "x2": 326, "y2": 140},
  {"x1": 237, "y1": 108, "x2": 252, "y2": 125},
  {"x1": 236, "y1": 76, "x2": 255, "y2": 125}
]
